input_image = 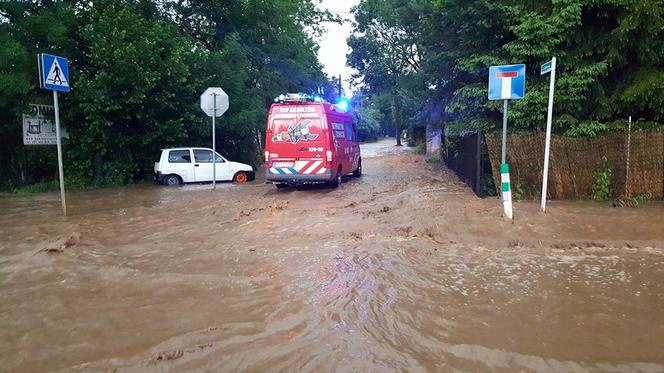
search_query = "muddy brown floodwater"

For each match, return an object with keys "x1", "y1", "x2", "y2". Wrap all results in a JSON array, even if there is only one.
[{"x1": 1, "y1": 139, "x2": 664, "y2": 372}]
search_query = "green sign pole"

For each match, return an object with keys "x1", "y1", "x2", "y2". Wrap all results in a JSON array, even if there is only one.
[{"x1": 501, "y1": 164, "x2": 513, "y2": 219}]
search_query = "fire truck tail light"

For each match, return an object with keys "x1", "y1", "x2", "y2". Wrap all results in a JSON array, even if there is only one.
[
  {"x1": 264, "y1": 150, "x2": 270, "y2": 162},
  {"x1": 326, "y1": 150, "x2": 333, "y2": 162}
]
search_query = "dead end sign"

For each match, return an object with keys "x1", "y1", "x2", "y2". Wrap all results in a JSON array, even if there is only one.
[
  {"x1": 488, "y1": 64, "x2": 525, "y2": 100},
  {"x1": 487, "y1": 63, "x2": 526, "y2": 220}
]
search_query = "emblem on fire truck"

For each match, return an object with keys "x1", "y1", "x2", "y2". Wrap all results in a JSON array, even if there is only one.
[{"x1": 271, "y1": 119, "x2": 319, "y2": 144}]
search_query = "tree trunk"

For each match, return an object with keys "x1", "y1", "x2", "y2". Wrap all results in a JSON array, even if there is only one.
[
  {"x1": 94, "y1": 153, "x2": 104, "y2": 183},
  {"x1": 394, "y1": 95, "x2": 402, "y2": 146}
]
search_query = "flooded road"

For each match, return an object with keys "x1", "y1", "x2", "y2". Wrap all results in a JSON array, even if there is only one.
[{"x1": 1, "y1": 139, "x2": 664, "y2": 372}]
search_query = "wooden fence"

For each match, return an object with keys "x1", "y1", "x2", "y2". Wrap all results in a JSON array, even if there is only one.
[{"x1": 485, "y1": 130, "x2": 664, "y2": 199}]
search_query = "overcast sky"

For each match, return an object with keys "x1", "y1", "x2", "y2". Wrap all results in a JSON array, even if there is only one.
[{"x1": 316, "y1": 0, "x2": 360, "y2": 96}]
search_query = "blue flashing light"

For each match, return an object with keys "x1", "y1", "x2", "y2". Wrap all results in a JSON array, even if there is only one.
[{"x1": 336, "y1": 97, "x2": 350, "y2": 111}]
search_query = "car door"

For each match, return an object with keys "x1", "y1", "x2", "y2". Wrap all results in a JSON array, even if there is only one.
[
  {"x1": 214, "y1": 152, "x2": 232, "y2": 180},
  {"x1": 167, "y1": 149, "x2": 195, "y2": 182},
  {"x1": 193, "y1": 149, "x2": 212, "y2": 181},
  {"x1": 331, "y1": 118, "x2": 354, "y2": 174},
  {"x1": 345, "y1": 121, "x2": 360, "y2": 171},
  {"x1": 294, "y1": 106, "x2": 326, "y2": 173},
  {"x1": 193, "y1": 149, "x2": 230, "y2": 182},
  {"x1": 330, "y1": 119, "x2": 346, "y2": 170}
]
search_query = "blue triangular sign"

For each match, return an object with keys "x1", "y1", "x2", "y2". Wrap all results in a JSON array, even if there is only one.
[{"x1": 41, "y1": 54, "x2": 70, "y2": 92}]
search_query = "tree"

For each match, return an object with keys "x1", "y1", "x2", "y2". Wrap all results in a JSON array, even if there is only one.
[
  {"x1": 349, "y1": 0, "x2": 664, "y2": 137},
  {"x1": 347, "y1": 0, "x2": 423, "y2": 145},
  {"x1": 351, "y1": 90, "x2": 384, "y2": 142},
  {"x1": 70, "y1": 0, "x2": 200, "y2": 183},
  {"x1": 0, "y1": 0, "x2": 334, "y2": 191},
  {"x1": 0, "y1": 0, "x2": 79, "y2": 189}
]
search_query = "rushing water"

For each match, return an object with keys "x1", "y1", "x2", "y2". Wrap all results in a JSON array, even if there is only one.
[{"x1": 1, "y1": 140, "x2": 663, "y2": 372}]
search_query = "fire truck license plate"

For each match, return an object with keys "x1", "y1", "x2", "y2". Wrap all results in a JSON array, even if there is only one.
[{"x1": 274, "y1": 162, "x2": 294, "y2": 168}]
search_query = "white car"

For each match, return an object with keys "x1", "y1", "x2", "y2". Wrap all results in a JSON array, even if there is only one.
[{"x1": 154, "y1": 148, "x2": 255, "y2": 185}]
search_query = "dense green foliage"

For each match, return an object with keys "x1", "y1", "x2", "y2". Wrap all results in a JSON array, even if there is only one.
[
  {"x1": 348, "y1": 0, "x2": 664, "y2": 139},
  {"x1": 0, "y1": 0, "x2": 336, "y2": 190},
  {"x1": 412, "y1": 144, "x2": 426, "y2": 155},
  {"x1": 592, "y1": 156, "x2": 612, "y2": 201},
  {"x1": 350, "y1": 91, "x2": 385, "y2": 142}
]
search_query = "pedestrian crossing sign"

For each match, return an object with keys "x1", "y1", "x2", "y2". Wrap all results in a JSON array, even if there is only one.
[{"x1": 39, "y1": 54, "x2": 70, "y2": 92}]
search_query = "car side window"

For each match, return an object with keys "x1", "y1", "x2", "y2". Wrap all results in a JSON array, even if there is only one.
[
  {"x1": 194, "y1": 150, "x2": 212, "y2": 163},
  {"x1": 194, "y1": 150, "x2": 225, "y2": 163},
  {"x1": 332, "y1": 122, "x2": 345, "y2": 139},
  {"x1": 169, "y1": 150, "x2": 191, "y2": 163},
  {"x1": 344, "y1": 122, "x2": 354, "y2": 141}
]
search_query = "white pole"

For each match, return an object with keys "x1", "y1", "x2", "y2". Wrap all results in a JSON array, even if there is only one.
[
  {"x1": 500, "y1": 99, "x2": 508, "y2": 203},
  {"x1": 212, "y1": 93, "x2": 217, "y2": 190},
  {"x1": 53, "y1": 91, "x2": 67, "y2": 216},
  {"x1": 501, "y1": 99, "x2": 508, "y2": 165},
  {"x1": 541, "y1": 57, "x2": 557, "y2": 212},
  {"x1": 625, "y1": 116, "x2": 632, "y2": 197}
]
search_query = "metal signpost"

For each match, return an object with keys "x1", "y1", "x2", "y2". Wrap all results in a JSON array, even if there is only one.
[
  {"x1": 540, "y1": 57, "x2": 557, "y2": 213},
  {"x1": 38, "y1": 53, "x2": 70, "y2": 216},
  {"x1": 625, "y1": 116, "x2": 632, "y2": 198},
  {"x1": 488, "y1": 64, "x2": 526, "y2": 220},
  {"x1": 200, "y1": 87, "x2": 229, "y2": 190}
]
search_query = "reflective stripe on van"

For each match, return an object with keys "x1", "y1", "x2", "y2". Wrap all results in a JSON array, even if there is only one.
[{"x1": 268, "y1": 160, "x2": 326, "y2": 175}]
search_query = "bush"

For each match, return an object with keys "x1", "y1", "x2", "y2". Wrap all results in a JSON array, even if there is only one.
[
  {"x1": 425, "y1": 155, "x2": 441, "y2": 164},
  {"x1": 14, "y1": 181, "x2": 60, "y2": 195},
  {"x1": 632, "y1": 192, "x2": 653, "y2": 207},
  {"x1": 513, "y1": 183, "x2": 526, "y2": 201},
  {"x1": 412, "y1": 144, "x2": 426, "y2": 155},
  {"x1": 592, "y1": 156, "x2": 612, "y2": 201},
  {"x1": 480, "y1": 174, "x2": 498, "y2": 197},
  {"x1": 12, "y1": 174, "x2": 116, "y2": 195}
]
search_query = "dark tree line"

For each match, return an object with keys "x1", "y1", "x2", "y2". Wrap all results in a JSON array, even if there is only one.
[
  {"x1": 0, "y1": 0, "x2": 338, "y2": 191},
  {"x1": 348, "y1": 0, "x2": 664, "y2": 142}
]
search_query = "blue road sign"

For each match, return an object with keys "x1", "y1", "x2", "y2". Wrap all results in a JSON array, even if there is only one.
[
  {"x1": 488, "y1": 64, "x2": 525, "y2": 100},
  {"x1": 40, "y1": 54, "x2": 70, "y2": 92}
]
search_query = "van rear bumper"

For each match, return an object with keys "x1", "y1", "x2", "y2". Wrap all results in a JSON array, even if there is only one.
[{"x1": 266, "y1": 169, "x2": 333, "y2": 183}]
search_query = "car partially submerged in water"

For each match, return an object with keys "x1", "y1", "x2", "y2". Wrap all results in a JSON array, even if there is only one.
[{"x1": 154, "y1": 147, "x2": 255, "y2": 185}]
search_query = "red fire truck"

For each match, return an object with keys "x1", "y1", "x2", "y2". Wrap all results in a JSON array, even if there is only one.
[{"x1": 264, "y1": 93, "x2": 361, "y2": 188}]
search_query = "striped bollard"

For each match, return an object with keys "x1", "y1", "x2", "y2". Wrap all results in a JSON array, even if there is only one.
[{"x1": 501, "y1": 163, "x2": 513, "y2": 220}]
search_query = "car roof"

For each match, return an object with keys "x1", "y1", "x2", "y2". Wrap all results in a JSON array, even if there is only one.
[
  {"x1": 270, "y1": 102, "x2": 352, "y2": 117},
  {"x1": 162, "y1": 147, "x2": 212, "y2": 151}
]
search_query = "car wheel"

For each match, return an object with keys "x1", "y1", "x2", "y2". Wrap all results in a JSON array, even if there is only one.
[
  {"x1": 353, "y1": 159, "x2": 362, "y2": 177},
  {"x1": 234, "y1": 172, "x2": 248, "y2": 183},
  {"x1": 331, "y1": 167, "x2": 342, "y2": 188},
  {"x1": 164, "y1": 174, "x2": 182, "y2": 186}
]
